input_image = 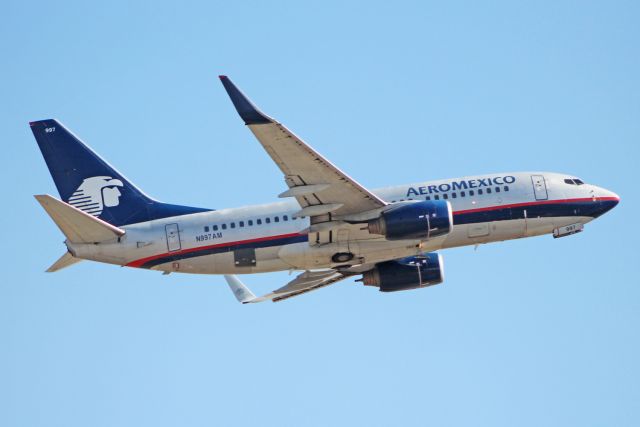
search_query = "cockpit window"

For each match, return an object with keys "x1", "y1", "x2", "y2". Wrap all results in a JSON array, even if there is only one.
[{"x1": 564, "y1": 178, "x2": 585, "y2": 185}]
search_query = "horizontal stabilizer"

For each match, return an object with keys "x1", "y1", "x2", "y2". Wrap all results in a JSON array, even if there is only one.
[
  {"x1": 35, "y1": 194, "x2": 125, "y2": 243},
  {"x1": 47, "y1": 251, "x2": 83, "y2": 272}
]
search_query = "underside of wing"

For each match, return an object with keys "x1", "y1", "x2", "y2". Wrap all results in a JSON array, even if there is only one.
[{"x1": 219, "y1": 76, "x2": 387, "y2": 220}]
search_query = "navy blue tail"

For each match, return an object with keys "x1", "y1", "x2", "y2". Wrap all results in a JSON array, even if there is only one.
[{"x1": 31, "y1": 119, "x2": 211, "y2": 226}]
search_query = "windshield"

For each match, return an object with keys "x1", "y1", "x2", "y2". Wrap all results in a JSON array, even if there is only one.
[{"x1": 564, "y1": 178, "x2": 585, "y2": 185}]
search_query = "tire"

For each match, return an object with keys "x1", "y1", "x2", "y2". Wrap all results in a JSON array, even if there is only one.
[{"x1": 332, "y1": 252, "x2": 354, "y2": 263}]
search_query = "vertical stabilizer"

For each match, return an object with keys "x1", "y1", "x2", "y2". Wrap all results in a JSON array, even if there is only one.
[{"x1": 30, "y1": 119, "x2": 210, "y2": 226}]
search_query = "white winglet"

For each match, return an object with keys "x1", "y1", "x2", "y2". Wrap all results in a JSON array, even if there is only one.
[{"x1": 224, "y1": 275, "x2": 258, "y2": 304}]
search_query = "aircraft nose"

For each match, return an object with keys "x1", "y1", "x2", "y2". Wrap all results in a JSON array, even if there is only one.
[
  {"x1": 603, "y1": 188, "x2": 620, "y2": 203},
  {"x1": 596, "y1": 188, "x2": 620, "y2": 217}
]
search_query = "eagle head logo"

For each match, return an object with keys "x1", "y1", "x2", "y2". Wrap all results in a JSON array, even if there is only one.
[{"x1": 67, "y1": 176, "x2": 124, "y2": 216}]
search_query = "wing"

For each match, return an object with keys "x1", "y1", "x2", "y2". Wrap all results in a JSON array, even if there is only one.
[
  {"x1": 225, "y1": 270, "x2": 350, "y2": 303},
  {"x1": 219, "y1": 76, "x2": 387, "y2": 220}
]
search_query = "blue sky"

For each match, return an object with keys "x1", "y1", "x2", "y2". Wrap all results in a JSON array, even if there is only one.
[{"x1": 2, "y1": 1, "x2": 639, "y2": 426}]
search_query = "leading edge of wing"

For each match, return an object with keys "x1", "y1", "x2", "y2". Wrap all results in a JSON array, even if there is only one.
[
  {"x1": 217, "y1": 75, "x2": 388, "y2": 215},
  {"x1": 219, "y1": 76, "x2": 273, "y2": 125},
  {"x1": 224, "y1": 271, "x2": 348, "y2": 304}
]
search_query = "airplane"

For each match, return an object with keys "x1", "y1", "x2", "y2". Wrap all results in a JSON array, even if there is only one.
[{"x1": 30, "y1": 76, "x2": 620, "y2": 303}]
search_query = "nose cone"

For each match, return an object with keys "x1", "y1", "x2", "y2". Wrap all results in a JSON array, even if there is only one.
[{"x1": 596, "y1": 188, "x2": 620, "y2": 217}]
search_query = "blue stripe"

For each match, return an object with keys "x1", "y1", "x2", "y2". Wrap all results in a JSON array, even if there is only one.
[
  {"x1": 140, "y1": 234, "x2": 307, "y2": 268},
  {"x1": 454, "y1": 200, "x2": 617, "y2": 225}
]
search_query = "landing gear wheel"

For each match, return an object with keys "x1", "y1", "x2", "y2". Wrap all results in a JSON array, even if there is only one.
[{"x1": 332, "y1": 252, "x2": 354, "y2": 263}]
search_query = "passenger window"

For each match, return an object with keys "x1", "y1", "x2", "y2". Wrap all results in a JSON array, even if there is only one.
[
  {"x1": 486, "y1": 188, "x2": 492, "y2": 194},
  {"x1": 257, "y1": 219, "x2": 262, "y2": 225},
  {"x1": 283, "y1": 215, "x2": 288, "y2": 221},
  {"x1": 239, "y1": 221, "x2": 244, "y2": 227},
  {"x1": 451, "y1": 193, "x2": 457, "y2": 198},
  {"x1": 213, "y1": 225, "x2": 218, "y2": 231},
  {"x1": 443, "y1": 194, "x2": 448, "y2": 199},
  {"x1": 425, "y1": 196, "x2": 431, "y2": 201},
  {"x1": 495, "y1": 187, "x2": 500, "y2": 193},
  {"x1": 434, "y1": 195, "x2": 440, "y2": 200},
  {"x1": 460, "y1": 191, "x2": 465, "y2": 197},
  {"x1": 204, "y1": 226, "x2": 209, "y2": 232},
  {"x1": 478, "y1": 189, "x2": 483, "y2": 195},
  {"x1": 469, "y1": 190, "x2": 474, "y2": 196},
  {"x1": 248, "y1": 220, "x2": 253, "y2": 226},
  {"x1": 265, "y1": 218, "x2": 271, "y2": 224},
  {"x1": 222, "y1": 224, "x2": 227, "y2": 230},
  {"x1": 274, "y1": 216, "x2": 279, "y2": 222},
  {"x1": 503, "y1": 186, "x2": 509, "y2": 192},
  {"x1": 230, "y1": 222, "x2": 235, "y2": 229}
]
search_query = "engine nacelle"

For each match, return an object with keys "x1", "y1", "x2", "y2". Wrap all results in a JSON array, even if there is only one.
[
  {"x1": 367, "y1": 200, "x2": 452, "y2": 240},
  {"x1": 361, "y1": 252, "x2": 444, "y2": 292}
]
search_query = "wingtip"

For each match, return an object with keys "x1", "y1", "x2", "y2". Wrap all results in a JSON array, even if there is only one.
[
  {"x1": 218, "y1": 76, "x2": 273, "y2": 125},
  {"x1": 224, "y1": 275, "x2": 257, "y2": 304}
]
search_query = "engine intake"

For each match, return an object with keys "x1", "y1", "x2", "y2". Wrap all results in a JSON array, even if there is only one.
[
  {"x1": 367, "y1": 200, "x2": 452, "y2": 240},
  {"x1": 362, "y1": 252, "x2": 444, "y2": 292}
]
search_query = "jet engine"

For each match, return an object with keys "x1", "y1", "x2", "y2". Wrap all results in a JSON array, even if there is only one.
[
  {"x1": 361, "y1": 252, "x2": 444, "y2": 292},
  {"x1": 367, "y1": 201, "x2": 452, "y2": 240}
]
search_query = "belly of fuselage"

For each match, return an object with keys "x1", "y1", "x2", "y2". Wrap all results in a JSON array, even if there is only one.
[{"x1": 148, "y1": 215, "x2": 592, "y2": 275}]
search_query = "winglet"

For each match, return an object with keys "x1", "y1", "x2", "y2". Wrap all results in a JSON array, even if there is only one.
[
  {"x1": 218, "y1": 76, "x2": 273, "y2": 125},
  {"x1": 224, "y1": 275, "x2": 258, "y2": 304}
]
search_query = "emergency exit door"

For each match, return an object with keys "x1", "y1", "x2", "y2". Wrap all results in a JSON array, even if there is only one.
[
  {"x1": 531, "y1": 175, "x2": 548, "y2": 200},
  {"x1": 165, "y1": 223, "x2": 181, "y2": 252}
]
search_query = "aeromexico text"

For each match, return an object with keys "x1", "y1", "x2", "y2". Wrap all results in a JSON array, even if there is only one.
[{"x1": 406, "y1": 176, "x2": 516, "y2": 197}]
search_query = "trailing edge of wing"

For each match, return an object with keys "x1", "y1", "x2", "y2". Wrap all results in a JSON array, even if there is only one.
[{"x1": 219, "y1": 75, "x2": 273, "y2": 125}]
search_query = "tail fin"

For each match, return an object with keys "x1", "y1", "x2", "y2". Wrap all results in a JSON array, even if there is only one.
[{"x1": 30, "y1": 120, "x2": 210, "y2": 226}]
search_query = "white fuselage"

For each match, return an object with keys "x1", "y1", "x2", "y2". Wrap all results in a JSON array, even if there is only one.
[{"x1": 66, "y1": 171, "x2": 618, "y2": 274}]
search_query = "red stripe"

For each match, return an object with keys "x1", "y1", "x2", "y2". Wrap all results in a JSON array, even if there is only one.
[
  {"x1": 126, "y1": 232, "x2": 306, "y2": 268},
  {"x1": 452, "y1": 197, "x2": 618, "y2": 215}
]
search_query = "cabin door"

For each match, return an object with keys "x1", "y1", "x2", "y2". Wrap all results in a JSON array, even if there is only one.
[
  {"x1": 165, "y1": 223, "x2": 182, "y2": 252},
  {"x1": 531, "y1": 175, "x2": 548, "y2": 200}
]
